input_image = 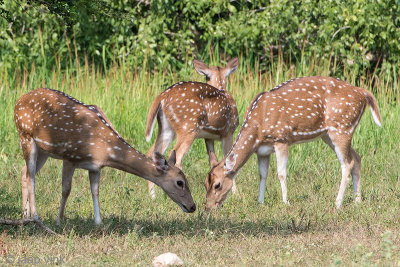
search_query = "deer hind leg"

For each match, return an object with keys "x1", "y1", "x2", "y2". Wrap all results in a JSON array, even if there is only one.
[
  {"x1": 20, "y1": 137, "x2": 43, "y2": 219},
  {"x1": 89, "y1": 170, "x2": 102, "y2": 225},
  {"x1": 257, "y1": 154, "x2": 271, "y2": 204},
  {"x1": 147, "y1": 114, "x2": 176, "y2": 199},
  {"x1": 20, "y1": 149, "x2": 48, "y2": 218},
  {"x1": 57, "y1": 160, "x2": 75, "y2": 224},
  {"x1": 221, "y1": 135, "x2": 237, "y2": 194},
  {"x1": 350, "y1": 148, "x2": 362, "y2": 203},
  {"x1": 21, "y1": 165, "x2": 30, "y2": 217},
  {"x1": 274, "y1": 143, "x2": 289, "y2": 205},
  {"x1": 322, "y1": 134, "x2": 354, "y2": 208}
]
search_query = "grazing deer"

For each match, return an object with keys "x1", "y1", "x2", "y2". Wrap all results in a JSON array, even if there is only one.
[
  {"x1": 145, "y1": 58, "x2": 239, "y2": 198},
  {"x1": 204, "y1": 76, "x2": 382, "y2": 211},
  {"x1": 14, "y1": 88, "x2": 196, "y2": 225}
]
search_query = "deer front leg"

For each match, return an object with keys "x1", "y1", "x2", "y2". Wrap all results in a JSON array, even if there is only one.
[
  {"x1": 257, "y1": 154, "x2": 271, "y2": 204},
  {"x1": 57, "y1": 161, "x2": 75, "y2": 224},
  {"x1": 275, "y1": 143, "x2": 289, "y2": 205},
  {"x1": 89, "y1": 170, "x2": 102, "y2": 225},
  {"x1": 205, "y1": 139, "x2": 216, "y2": 166},
  {"x1": 171, "y1": 133, "x2": 197, "y2": 169},
  {"x1": 221, "y1": 135, "x2": 237, "y2": 194}
]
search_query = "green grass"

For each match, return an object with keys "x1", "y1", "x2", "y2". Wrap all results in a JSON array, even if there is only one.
[{"x1": 0, "y1": 57, "x2": 400, "y2": 266}]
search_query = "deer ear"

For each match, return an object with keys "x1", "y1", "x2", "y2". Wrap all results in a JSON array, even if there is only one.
[
  {"x1": 224, "y1": 153, "x2": 237, "y2": 173},
  {"x1": 193, "y1": 59, "x2": 212, "y2": 78},
  {"x1": 223, "y1": 57, "x2": 239, "y2": 78},
  {"x1": 168, "y1": 150, "x2": 177, "y2": 166},
  {"x1": 209, "y1": 151, "x2": 219, "y2": 169},
  {"x1": 153, "y1": 152, "x2": 168, "y2": 171}
]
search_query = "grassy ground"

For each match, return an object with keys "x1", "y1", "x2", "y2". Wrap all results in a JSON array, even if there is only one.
[{"x1": 0, "y1": 58, "x2": 400, "y2": 266}]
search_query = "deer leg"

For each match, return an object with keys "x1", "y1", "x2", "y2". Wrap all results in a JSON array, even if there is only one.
[
  {"x1": 205, "y1": 138, "x2": 216, "y2": 166},
  {"x1": 322, "y1": 134, "x2": 354, "y2": 208},
  {"x1": 57, "y1": 160, "x2": 75, "y2": 224},
  {"x1": 171, "y1": 133, "x2": 197, "y2": 169},
  {"x1": 20, "y1": 149, "x2": 48, "y2": 218},
  {"x1": 20, "y1": 137, "x2": 42, "y2": 219},
  {"x1": 148, "y1": 120, "x2": 175, "y2": 156},
  {"x1": 275, "y1": 143, "x2": 289, "y2": 205},
  {"x1": 147, "y1": 117, "x2": 175, "y2": 199},
  {"x1": 335, "y1": 155, "x2": 353, "y2": 209},
  {"x1": 222, "y1": 135, "x2": 237, "y2": 194},
  {"x1": 350, "y1": 148, "x2": 362, "y2": 203},
  {"x1": 21, "y1": 165, "x2": 30, "y2": 217},
  {"x1": 257, "y1": 154, "x2": 271, "y2": 204},
  {"x1": 89, "y1": 170, "x2": 102, "y2": 225}
]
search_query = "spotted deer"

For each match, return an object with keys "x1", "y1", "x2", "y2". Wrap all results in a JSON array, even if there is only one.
[
  {"x1": 204, "y1": 76, "x2": 382, "y2": 211},
  {"x1": 14, "y1": 88, "x2": 196, "y2": 225},
  {"x1": 145, "y1": 58, "x2": 239, "y2": 198}
]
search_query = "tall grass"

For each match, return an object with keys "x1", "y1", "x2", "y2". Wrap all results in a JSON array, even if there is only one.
[
  {"x1": 0, "y1": 51, "x2": 399, "y2": 265},
  {"x1": 0, "y1": 48, "x2": 397, "y2": 155}
]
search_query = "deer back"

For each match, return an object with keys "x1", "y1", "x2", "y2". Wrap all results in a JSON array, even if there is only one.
[
  {"x1": 237, "y1": 76, "x2": 377, "y2": 147},
  {"x1": 14, "y1": 88, "x2": 132, "y2": 164},
  {"x1": 160, "y1": 82, "x2": 238, "y2": 136}
]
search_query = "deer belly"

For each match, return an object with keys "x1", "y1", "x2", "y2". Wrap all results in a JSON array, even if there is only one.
[
  {"x1": 257, "y1": 145, "x2": 274, "y2": 156},
  {"x1": 196, "y1": 129, "x2": 221, "y2": 140}
]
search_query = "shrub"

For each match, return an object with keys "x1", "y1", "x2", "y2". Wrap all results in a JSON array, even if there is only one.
[{"x1": 0, "y1": 0, "x2": 399, "y2": 75}]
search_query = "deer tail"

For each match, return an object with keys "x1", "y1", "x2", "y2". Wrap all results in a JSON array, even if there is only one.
[
  {"x1": 364, "y1": 90, "x2": 382, "y2": 127},
  {"x1": 145, "y1": 96, "x2": 162, "y2": 142}
]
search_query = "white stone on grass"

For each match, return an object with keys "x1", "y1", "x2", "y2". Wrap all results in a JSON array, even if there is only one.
[{"x1": 152, "y1": 252, "x2": 184, "y2": 267}]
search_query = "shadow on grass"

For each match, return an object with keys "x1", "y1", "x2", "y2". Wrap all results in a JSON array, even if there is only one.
[
  {"x1": 0, "y1": 205, "x2": 20, "y2": 216},
  {"x1": 1, "y1": 211, "x2": 314, "y2": 238}
]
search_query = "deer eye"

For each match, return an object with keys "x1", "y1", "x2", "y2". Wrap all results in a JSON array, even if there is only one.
[
  {"x1": 214, "y1": 182, "x2": 221, "y2": 190},
  {"x1": 177, "y1": 180, "x2": 184, "y2": 187}
]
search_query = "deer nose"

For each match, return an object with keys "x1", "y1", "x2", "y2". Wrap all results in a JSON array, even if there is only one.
[{"x1": 189, "y1": 204, "x2": 196, "y2": 213}]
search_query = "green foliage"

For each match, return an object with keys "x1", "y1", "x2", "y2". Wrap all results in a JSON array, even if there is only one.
[{"x1": 1, "y1": 0, "x2": 400, "y2": 77}]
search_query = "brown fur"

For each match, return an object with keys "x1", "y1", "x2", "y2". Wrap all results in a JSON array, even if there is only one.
[
  {"x1": 14, "y1": 88, "x2": 195, "y2": 224},
  {"x1": 146, "y1": 58, "x2": 240, "y2": 198},
  {"x1": 205, "y1": 76, "x2": 381, "y2": 210}
]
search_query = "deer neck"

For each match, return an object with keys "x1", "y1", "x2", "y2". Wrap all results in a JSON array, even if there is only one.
[
  {"x1": 207, "y1": 77, "x2": 226, "y2": 91},
  {"x1": 103, "y1": 140, "x2": 159, "y2": 183},
  {"x1": 223, "y1": 123, "x2": 259, "y2": 176}
]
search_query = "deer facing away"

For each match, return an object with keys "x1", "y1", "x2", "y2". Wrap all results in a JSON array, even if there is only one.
[
  {"x1": 204, "y1": 76, "x2": 381, "y2": 211},
  {"x1": 145, "y1": 58, "x2": 239, "y2": 199},
  {"x1": 14, "y1": 88, "x2": 196, "y2": 225}
]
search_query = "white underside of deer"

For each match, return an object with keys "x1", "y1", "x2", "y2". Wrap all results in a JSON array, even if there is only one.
[
  {"x1": 15, "y1": 88, "x2": 195, "y2": 225},
  {"x1": 145, "y1": 58, "x2": 240, "y2": 198},
  {"x1": 205, "y1": 76, "x2": 381, "y2": 210}
]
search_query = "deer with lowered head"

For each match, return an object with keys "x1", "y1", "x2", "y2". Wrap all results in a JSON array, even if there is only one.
[
  {"x1": 14, "y1": 88, "x2": 196, "y2": 225},
  {"x1": 204, "y1": 76, "x2": 382, "y2": 211},
  {"x1": 145, "y1": 58, "x2": 240, "y2": 199}
]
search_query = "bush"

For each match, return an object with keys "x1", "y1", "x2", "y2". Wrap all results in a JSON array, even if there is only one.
[{"x1": 0, "y1": 0, "x2": 399, "y2": 73}]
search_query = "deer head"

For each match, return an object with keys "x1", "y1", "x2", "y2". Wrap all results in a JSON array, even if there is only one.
[
  {"x1": 204, "y1": 152, "x2": 236, "y2": 211},
  {"x1": 151, "y1": 151, "x2": 196, "y2": 212},
  {"x1": 193, "y1": 57, "x2": 239, "y2": 90}
]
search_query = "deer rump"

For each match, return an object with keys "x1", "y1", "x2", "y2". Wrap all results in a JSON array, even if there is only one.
[{"x1": 145, "y1": 81, "x2": 237, "y2": 142}]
